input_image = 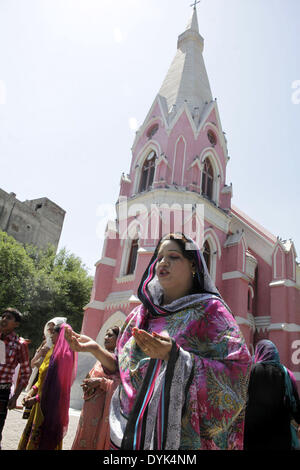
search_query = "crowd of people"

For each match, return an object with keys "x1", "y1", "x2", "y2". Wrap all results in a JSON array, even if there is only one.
[{"x1": 0, "y1": 233, "x2": 299, "y2": 451}]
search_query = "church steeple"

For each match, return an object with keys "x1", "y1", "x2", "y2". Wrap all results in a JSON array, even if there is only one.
[
  {"x1": 184, "y1": 1, "x2": 200, "y2": 34},
  {"x1": 158, "y1": 4, "x2": 212, "y2": 120}
]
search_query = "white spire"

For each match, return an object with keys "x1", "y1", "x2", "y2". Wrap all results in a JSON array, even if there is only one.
[
  {"x1": 158, "y1": 6, "x2": 212, "y2": 119},
  {"x1": 186, "y1": 3, "x2": 200, "y2": 33}
]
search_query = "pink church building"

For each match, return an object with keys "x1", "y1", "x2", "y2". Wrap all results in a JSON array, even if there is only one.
[{"x1": 71, "y1": 7, "x2": 300, "y2": 407}]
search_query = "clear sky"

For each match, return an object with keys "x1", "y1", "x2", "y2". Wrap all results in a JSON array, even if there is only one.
[{"x1": 0, "y1": 0, "x2": 299, "y2": 274}]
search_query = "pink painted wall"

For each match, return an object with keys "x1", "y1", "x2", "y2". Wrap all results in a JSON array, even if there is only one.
[
  {"x1": 81, "y1": 308, "x2": 104, "y2": 340},
  {"x1": 253, "y1": 251, "x2": 272, "y2": 318},
  {"x1": 81, "y1": 97, "x2": 300, "y2": 394}
]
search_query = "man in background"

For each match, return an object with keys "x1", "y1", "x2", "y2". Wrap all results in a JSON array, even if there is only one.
[{"x1": 0, "y1": 308, "x2": 31, "y2": 449}]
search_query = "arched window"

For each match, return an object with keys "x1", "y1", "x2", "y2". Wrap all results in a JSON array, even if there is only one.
[
  {"x1": 201, "y1": 158, "x2": 214, "y2": 200},
  {"x1": 247, "y1": 289, "x2": 252, "y2": 312},
  {"x1": 126, "y1": 239, "x2": 139, "y2": 275},
  {"x1": 203, "y1": 240, "x2": 211, "y2": 273},
  {"x1": 139, "y1": 150, "x2": 156, "y2": 192},
  {"x1": 207, "y1": 129, "x2": 217, "y2": 147},
  {"x1": 247, "y1": 285, "x2": 254, "y2": 313}
]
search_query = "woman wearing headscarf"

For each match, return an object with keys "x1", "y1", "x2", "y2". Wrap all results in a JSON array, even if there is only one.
[
  {"x1": 65, "y1": 233, "x2": 251, "y2": 450},
  {"x1": 25, "y1": 317, "x2": 67, "y2": 392},
  {"x1": 71, "y1": 326, "x2": 120, "y2": 450},
  {"x1": 18, "y1": 322, "x2": 77, "y2": 450},
  {"x1": 244, "y1": 339, "x2": 300, "y2": 450}
]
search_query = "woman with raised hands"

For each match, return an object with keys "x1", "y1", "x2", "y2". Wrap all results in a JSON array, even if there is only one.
[{"x1": 65, "y1": 233, "x2": 251, "y2": 450}]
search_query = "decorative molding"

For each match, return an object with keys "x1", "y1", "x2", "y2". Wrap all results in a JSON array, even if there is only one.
[
  {"x1": 131, "y1": 98, "x2": 168, "y2": 152},
  {"x1": 273, "y1": 243, "x2": 285, "y2": 280},
  {"x1": 269, "y1": 322, "x2": 300, "y2": 332},
  {"x1": 230, "y1": 208, "x2": 275, "y2": 267},
  {"x1": 116, "y1": 188, "x2": 231, "y2": 235},
  {"x1": 84, "y1": 290, "x2": 136, "y2": 311},
  {"x1": 269, "y1": 279, "x2": 299, "y2": 289},
  {"x1": 128, "y1": 295, "x2": 141, "y2": 304},
  {"x1": 116, "y1": 273, "x2": 136, "y2": 284},
  {"x1": 248, "y1": 284, "x2": 255, "y2": 299},
  {"x1": 156, "y1": 153, "x2": 170, "y2": 168},
  {"x1": 221, "y1": 184, "x2": 232, "y2": 195},
  {"x1": 200, "y1": 104, "x2": 228, "y2": 156},
  {"x1": 222, "y1": 271, "x2": 249, "y2": 282},
  {"x1": 238, "y1": 316, "x2": 300, "y2": 333},
  {"x1": 137, "y1": 246, "x2": 156, "y2": 254},
  {"x1": 254, "y1": 316, "x2": 271, "y2": 332},
  {"x1": 105, "y1": 290, "x2": 134, "y2": 310},
  {"x1": 133, "y1": 141, "x2": 162, "y2": 193},
  {"x1": 204, "y1": 228, "x2": 221, "y2": 260},
  {"x1": 168, "y1": 102, "x2": 199, "y2": 140},
  {"x1": 189, "y1": 156, "x2": 202, "y2": 170},
  {"x1": 235, "y1": 314, "x2": 255, "y2": 331},
  {"x1": 199, "y1": 147, "x2": 224, "y2": 184},
  {"x1": 83, "y1": 300, "x2": 105, "y2": 311},
  {"x1": 95, "y1": 256, "x2": 116, "y2": 267},
  {"x1": 172, "y1": 135, "x2": 187, "y2": 186},
  {"x1": 224, "y1": 231, "x2": 246, "y2": 248},
  {"x1": 203, "y1": 230, "x2": 220, "y2": 283},
  {"x1": 234, "y1": 316, "x2": 300, "y2": 333},
  {"x1": 119, "y1": 237, "x2": 139, "y2": 278},
  {"x1": 120, "y1": 173, "x2": 131, "y2": 184},
  {"x1": 246, "y1": 251, "x2": 257, "y2": 280}
]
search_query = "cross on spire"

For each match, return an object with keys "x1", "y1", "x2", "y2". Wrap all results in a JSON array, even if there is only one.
[{"x1": 190, "y1": 0, "x2": 201, "y2": 10}]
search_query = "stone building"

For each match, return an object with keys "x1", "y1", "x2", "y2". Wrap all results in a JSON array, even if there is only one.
[
  {"x1": 70, "y1": 6, "x2": 300, "y2": 407},
  {"x1": 0, "y1": 188, "x2": 65, "y2": 251}
]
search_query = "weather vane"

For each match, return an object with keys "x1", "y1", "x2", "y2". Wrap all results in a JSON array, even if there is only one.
[{"x1": 190, "y1": 0, "x2": 201, "y2": 9}]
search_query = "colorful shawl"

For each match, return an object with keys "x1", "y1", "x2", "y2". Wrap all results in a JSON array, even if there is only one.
[
  {"x1": 18, "y1": 348, "x2": 54, "y2": 450},
  {"x1": 39, "y1": 323, "x2": 77, "y2": 449},
  {"x1": 110, "y1": 236, "x2": 251, "y2": 450},
  {"x1": 72, "y1": 362, "x2": 120, "y2": 450}
]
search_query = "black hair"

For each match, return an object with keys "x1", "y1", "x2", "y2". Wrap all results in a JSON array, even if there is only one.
[
  {"x1": 109, "y1": 325, "x2": 120, "y2": 337},
  {"x1": 157, "y1": 233, "x2": 196, "y2": 262},
  {"x1": 157, "y1": 233, "x2": 201, "y2": 294},
  {"x1": 2, "y1": 307, "x2": 23, "y2": 324}
]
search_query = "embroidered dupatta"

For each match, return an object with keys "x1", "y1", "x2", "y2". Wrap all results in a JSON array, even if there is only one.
[
  {"x1": 110, "y1": 236, "x2": 251, "y2": 450},
  {"x1": 39, "y1": 323, "x2": 77, "y2": 449}
]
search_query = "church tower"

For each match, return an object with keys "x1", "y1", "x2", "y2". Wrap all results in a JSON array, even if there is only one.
[
  {"x1": 81, "y1": 5, "x2": 232, "y2": 340},
  {"x1": 69, "y1": 5, "x2": 300, "y2": 408}
]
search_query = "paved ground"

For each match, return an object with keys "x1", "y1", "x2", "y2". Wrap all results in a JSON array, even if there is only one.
[{"x1": 1, "y1": 392, "x2": 80, "y2": 450}]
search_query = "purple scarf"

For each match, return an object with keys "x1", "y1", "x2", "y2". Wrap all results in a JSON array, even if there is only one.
[{"x1": 39, "y1": 323, "x2": 77, "y2": 450}]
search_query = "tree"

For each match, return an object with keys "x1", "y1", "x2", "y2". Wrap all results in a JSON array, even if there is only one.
[
  {"x1": 0, "y1": 231, "x2": 36, "y2": 312},
  {"x1": 0, "y1": 230, "x2": 93, "y2": 355}
]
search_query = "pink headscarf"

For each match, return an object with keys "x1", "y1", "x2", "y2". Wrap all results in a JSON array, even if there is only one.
[{"x1": 39, "y1": 323, "x2": 77, "y2": 450}]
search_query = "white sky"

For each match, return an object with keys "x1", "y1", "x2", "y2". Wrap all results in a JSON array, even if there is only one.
[{"x1": 0, "y1": 0, "x2": 299, "y2": 274}]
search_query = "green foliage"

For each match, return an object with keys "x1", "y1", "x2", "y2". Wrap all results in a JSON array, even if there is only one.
[{"x1": 0, "y1": 230, "x2": 93, "y2": 356}]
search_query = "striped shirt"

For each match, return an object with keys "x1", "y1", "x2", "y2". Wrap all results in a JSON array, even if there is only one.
[{"x1": 0, "y1": 331, "x2": 31, "y2": 389}]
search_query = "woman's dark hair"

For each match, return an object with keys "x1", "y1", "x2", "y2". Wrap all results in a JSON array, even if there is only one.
[
  {"x1": 53, "y1": 325, "x2": 62, "y2": 334},
  {"x1": 110, "y1": 325, "x2": 120, "y2": 337},
  {"x1": 157, "y1": 233, "x2": 195, "y2": 262},
  {"x1": 157, "y1": 233, "x2": 201, "y2": 294}
]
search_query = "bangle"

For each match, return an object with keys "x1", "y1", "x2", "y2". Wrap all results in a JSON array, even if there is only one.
[
  {"x1": 32, "y1": 385, "x2": 38, "y2": 391},
  {"x1": 35, "y1": 394, "x2": 40, "y2": 402}
]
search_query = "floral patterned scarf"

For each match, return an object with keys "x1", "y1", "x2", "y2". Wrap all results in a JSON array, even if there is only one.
[{"x1": 110, "y1": 235, "x2": 251, "y2": 450}]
